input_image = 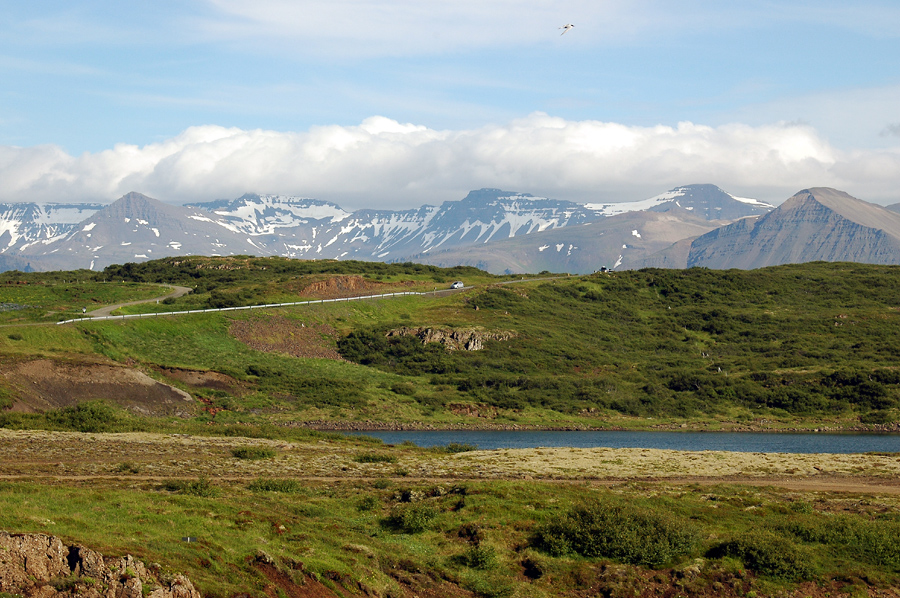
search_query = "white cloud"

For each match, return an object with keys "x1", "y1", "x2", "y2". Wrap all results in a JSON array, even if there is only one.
[{"x1": 1, "y1": 114, "x2": 899, "y2": 208}]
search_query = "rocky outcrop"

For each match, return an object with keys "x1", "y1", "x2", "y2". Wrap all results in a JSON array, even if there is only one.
[
  {"x1": 386, "y1": 326, "x2": 516, "y2": 351},
  {"x1": 0, "y1": 532, "x2": 200, "y2": 598}
]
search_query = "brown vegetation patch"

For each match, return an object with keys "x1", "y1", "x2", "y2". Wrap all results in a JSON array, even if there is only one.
[
  {"x1": 158, "y1": 367, "x2": 246, "y2": 395},
  {"x1": 230, "y1": 316, "x2": 344, "y2": 360},
  {"x1": 0, "y1": 359, "x2": 194, "y2": 416},
  {"x1": 296, "y1": 275, "x2": 415, "y2": 299}
]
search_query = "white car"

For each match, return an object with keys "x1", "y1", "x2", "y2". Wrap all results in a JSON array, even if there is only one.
[{"x1": 450, "y1": 281, "x2": 465, "y2": 289}]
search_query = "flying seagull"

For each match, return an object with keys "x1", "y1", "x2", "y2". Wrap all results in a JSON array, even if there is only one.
[{"x1": 559, "y1": 23, "x2": 574, "y2": 35}]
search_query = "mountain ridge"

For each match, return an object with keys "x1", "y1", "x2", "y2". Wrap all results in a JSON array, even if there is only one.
[
  {"x1": 0, "y1": 184, "x2": 793, "y2": 273},
  {"x1": 686, "y1": 187, "x2": 900, "y2": 269}
]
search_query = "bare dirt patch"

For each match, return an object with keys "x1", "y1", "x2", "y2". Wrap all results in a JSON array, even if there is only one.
[
  {"x1": 230, "y1": 316, "x2": 344, "y2": 360},
  {"x1": 296, "y1": 275, "x2": 416, "y2": 299},
  {"x1": 1, "y1": 359, "x2": 195, "y2": 416}
]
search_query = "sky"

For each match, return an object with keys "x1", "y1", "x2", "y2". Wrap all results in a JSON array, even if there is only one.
[{"x1": 1, "y1": 0, "x2": 899, "y2": 210}]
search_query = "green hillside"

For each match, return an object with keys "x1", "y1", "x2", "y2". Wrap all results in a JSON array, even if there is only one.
[
  {"x1": 3, "y1": 257, "x2": 900, "y2": 598},
  {"x1": 2, "y1": 256, "x2": 899, "y2": 430}
]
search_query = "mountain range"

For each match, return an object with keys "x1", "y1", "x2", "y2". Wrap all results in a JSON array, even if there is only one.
[{"x1": 1, "y1": 184, "x2": 898, "y2": 273}]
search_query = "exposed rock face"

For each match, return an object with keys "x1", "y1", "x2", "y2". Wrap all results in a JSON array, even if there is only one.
[
  {"x1": 0, "y1": 532, "x2": 200, "y2": 598},
  {"x1": 687, "y1": 188, "x2": 900, "y2": 269},
  {"x1": 386, "y1": 327, "x2": 515, "y2": 351}
]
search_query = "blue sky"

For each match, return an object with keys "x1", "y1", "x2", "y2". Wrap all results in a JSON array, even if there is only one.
[{"x1": 1, "y1": 0, "x2": 899, "y2": 209}]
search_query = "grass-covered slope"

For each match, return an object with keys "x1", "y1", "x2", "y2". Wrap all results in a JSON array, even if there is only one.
[{"x1": 2, "y1": 257, "x2": 900, "y2": 429}]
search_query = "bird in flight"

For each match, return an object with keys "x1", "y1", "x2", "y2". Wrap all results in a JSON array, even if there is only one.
[{"x1": 559, "y1": 23, "x2": 574, "y2": 35}]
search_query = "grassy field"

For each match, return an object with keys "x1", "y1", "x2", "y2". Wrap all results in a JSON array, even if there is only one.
[{"x1": 1, "y1": 429, "x2": 899, "y2": 598}]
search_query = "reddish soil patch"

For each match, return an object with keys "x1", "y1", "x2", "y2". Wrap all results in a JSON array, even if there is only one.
[
  {"x1": 256, "y1": 563, "x2": 341, "y2": 598},
  {"x1": 1, "y1": 358, "x2": 195, "y2": 416},
  {"x1": 230, "y1": 316, "x2": 344, "y2": 360},
  {"x1": 297, "y1": 275, "x2": 415, "y2": 299}
]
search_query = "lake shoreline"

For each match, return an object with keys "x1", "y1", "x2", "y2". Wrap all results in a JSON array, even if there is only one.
[{"x1": 296, "y1": 419, "x2": 900, "y2": 434}]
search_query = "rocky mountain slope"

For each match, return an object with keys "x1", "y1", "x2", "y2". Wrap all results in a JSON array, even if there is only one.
[
  {"x1": 412, "y1": 208, "x2": 725, "y2": 273},
  {"x1": 686, "y1": 187, "x2": 900, "y2": 269},
  {"x1": 412, "y1": 185, "x2": 770, "y2": 273}
]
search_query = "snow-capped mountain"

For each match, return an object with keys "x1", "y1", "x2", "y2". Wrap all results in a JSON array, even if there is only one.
[
  {"x1": 586, "y1": 184, "x2": 773, "y2": 220},
  {"x1": 0, "y1": 184, "x2": 773, "y2": 272},
  {"x1": 0, "y1": 202, "x2": 104, "y2": 254},
  {"x1": 12, "y1": 193, "x2": 272, "y2": 271},
  {"x1": 188, "y1": 189, "x2": 612, "y2": 261}
]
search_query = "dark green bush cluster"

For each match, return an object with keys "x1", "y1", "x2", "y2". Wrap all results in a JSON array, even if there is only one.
[
  {"x1": 248, "y1": 478, "x2": 305, "y2": 493},
  {"x1": 385, "y1": 502, "x2": 437, "y2": 534},
  {"x1": 782, "y1": 515, "x2": 900, "y2": 570},
  {"x1": 464, "y1": 544, "x2": 499, "y2": 570},
  {"x1": 709, "y1": 531, "x2": 814, "y2": 581},
  {"x1": 102, "y1": 256, "x2": 483, "y2": 286},
  {"x1": 532, "y1": 500, "x2": 698, "y2": 568},
  {"x1": 163, "y1": 477, "x2": 218, "y2": 497},
  {"x1": 230, "y1": 447, "x2": 276, "y2": 460}
]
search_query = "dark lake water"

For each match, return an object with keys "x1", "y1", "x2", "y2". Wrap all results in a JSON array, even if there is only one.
[{"x1": 344, "y1": 430, "x2": 900, "y2": 454}]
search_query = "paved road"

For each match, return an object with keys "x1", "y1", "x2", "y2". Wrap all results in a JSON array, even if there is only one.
[{"x1": 84, "y1": 284, "x2": 193, "y2": 317}]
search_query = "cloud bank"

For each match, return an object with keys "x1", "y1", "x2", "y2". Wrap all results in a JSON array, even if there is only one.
[{"x1": 1, "y1": 114, "x2": 899, "y2": 209}]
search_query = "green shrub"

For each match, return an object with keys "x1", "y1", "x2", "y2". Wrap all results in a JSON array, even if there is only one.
[
  {"x1": 385, "y1": 503, "x2": 437, "y2": 534},
  {"x1": 710, "y1": 531, "x2": 814, "y2": 581},
  {"x1": 860, "y1": 410, "x2": 895, "y2": 424},
  {"x1": 46, "y1": 401, "x2": 129, "y2": 433},
  {"x1": 532, "y1": 500, "x2": 698, "y2": 568},
  {"x1": 163, "y1": 477, "x2": 218, "y2": 497},
  {"x1": 792, "y1": 515, "x2": 900, "y2": 570},
  {"x1": 230, "y1": 447, "x2": 276, "y2": 460},
  {"x1": 464, "y1": 544, "x2": 499, "y2": 570},
  {"x1": 249, "y1": 478, "x2": 304, "y2": 493}
]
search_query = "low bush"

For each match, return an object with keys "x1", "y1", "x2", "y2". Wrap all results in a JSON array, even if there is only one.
[
  {"x1": 248, "y1": 478, "x2": 304, "y2": 493},
  {"x1": 354, "y1": 453, "x2": 397, "y2": 464},
  {"x1": 385, "y1": 503, "x2": 437, "y2": 534},
  {"x1": 230, "y1": 447, "x2": 276, "y2": 460},
  {"x1": 47, "y1": 401, "x2": 131, "y2": 433},
  {"x1": 532, "y1": 499, "x2": 698, "y2": 568},
  {"x1": 163, "y1": 477, "x2": 218, "y2": 497},
  {"x1": 709, "y1": 531, "x2": 814, "y2": 581},
  {"x1": 464, "y1": 544, "x2": 499, "y2": 570}
]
